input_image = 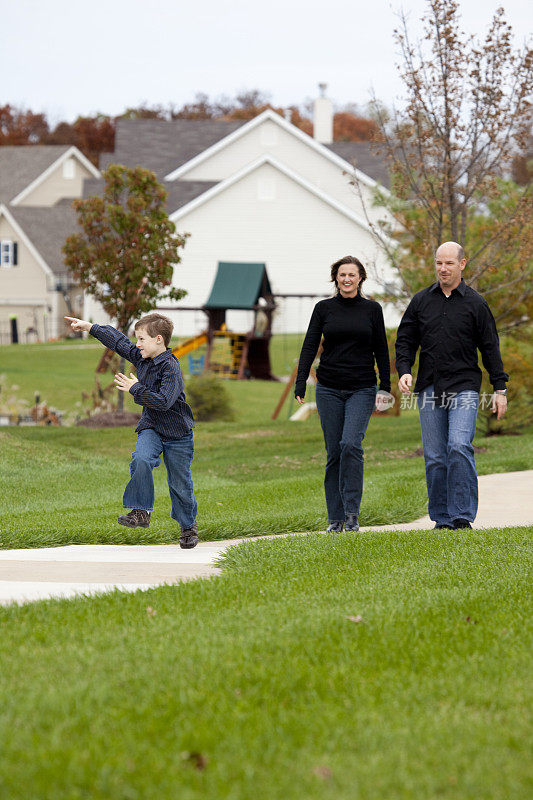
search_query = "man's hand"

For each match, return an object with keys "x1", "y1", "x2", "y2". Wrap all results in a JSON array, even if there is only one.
[
  {"x1": 64, "y1": 316, "x2": 92, "y2": 333},
  {"x1": 114, "y1": 372, "x2": 139, "y2": 392},
  {"x1": 492, "y1": 393, "x2": 507, "y2": 420},
  {"x1": 296, "y1": 396, "x2": 305, "y2": 405},
  {"x1": 398, "y1": 373, "x2": 413, "y2": 394}
]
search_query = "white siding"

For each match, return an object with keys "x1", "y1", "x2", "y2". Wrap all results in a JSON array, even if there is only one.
[
  {"x1": 173, "y1": 118, "x2": 393, "y2": 229},
  {"x1": 167, "y1": 162, "x2": 399, "y2": 337}
]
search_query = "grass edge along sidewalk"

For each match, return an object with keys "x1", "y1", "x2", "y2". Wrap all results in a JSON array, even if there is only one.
[{"x1": 0, "y1": 526, "x2": 531, "y2": 800}]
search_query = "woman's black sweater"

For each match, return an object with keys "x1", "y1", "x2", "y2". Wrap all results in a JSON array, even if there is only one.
[{"x1": 294, "y1": 294, "x2": 391, "y2": 398}]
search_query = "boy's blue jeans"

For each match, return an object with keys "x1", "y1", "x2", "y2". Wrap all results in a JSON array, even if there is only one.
[
  {"x1": 418, "y1": 385, "x2": 479, "y2": 525},
  {"x1": 315, "y1": 382, "x2": 377, "y2": 523},
  {"x1": 123, "y1": 429, "x2": 197, "y2": 530}
]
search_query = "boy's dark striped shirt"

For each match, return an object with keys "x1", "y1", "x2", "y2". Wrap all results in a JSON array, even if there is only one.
[{"x1": 90, "y1": 324, "x2": 194, "y2": 439}]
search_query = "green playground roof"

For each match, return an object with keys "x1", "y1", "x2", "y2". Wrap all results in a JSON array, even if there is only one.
[{"x1": 204, "y1": 262, "x2": 272, "y2": 310}]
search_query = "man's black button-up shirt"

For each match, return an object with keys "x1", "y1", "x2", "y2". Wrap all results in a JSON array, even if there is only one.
[
  {"x1": 90, "y1": 324, "x2": 194, "y2": 439},
  {"x1": 395, "y1": 279, "x2": 508, "y2": 397}
]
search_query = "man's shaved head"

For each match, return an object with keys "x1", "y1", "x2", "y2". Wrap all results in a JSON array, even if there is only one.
[{"x1": 436, "y1": 241, "x2": 465, "y2": 261}]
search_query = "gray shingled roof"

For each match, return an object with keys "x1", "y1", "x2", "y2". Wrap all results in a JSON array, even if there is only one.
[
  {"x1": 82, "y1": 176, "x2": 218, "y2": 214},
  {"x1": 0, "y1": 145, "x2": 72, "y2": 202},
  {"x1": 99, "y1": 118, "x2": 245, "y2": 177},
  {"x1": 325, "y1": 142, "x2": 390, "y2": 188},
  {"x1": 9, "y1": 204, "x2": 79, "y2": 276}
]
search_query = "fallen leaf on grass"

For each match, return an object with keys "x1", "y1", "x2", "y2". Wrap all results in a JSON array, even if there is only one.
[
  {"x1": 465, "y1": 616, "x2": 478, "y2": 624},
  {"x1": 346, "y1": 615, "x2": 363, "y2": 624},
  {"x1": 146, "y1": 606, "x2": 156, "y2": 617},
  {"x1": 312, "y1": 765, "x2": 332, "y2": 780},
  {"x1": 180, "y1": 751, "x2": 208, "y2": 771}
]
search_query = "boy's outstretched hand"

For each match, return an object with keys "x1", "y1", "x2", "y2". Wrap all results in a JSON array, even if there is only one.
[
  {"x1": 64, "y1": 316, "x2": 92, "y2": 332},
  {"x1": 114, "y1": 372, "x2": 139, "y2": 392}
]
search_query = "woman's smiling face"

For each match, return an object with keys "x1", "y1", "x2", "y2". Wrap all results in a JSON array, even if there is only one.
[{"x1": 336, "y1": 265, "x2": 360, "y2": 298}]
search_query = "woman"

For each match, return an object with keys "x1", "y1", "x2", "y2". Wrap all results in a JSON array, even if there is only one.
[{"x1": 295, "y1": 256, "x2": 391, "y2": 532}]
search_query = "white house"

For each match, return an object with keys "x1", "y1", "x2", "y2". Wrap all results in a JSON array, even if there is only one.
[
  {"x1": 86, "y1": 91, "x2": 397, "y2": 336},
  {"x1": 0, "y1": 89, "x2": 397, "y2": 344}
]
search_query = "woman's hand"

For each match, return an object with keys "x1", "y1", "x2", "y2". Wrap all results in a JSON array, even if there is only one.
[{"x1": 296, "y1": 396, "x2": 305, "y2": 405}]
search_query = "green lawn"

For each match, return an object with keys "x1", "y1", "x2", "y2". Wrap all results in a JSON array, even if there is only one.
[
  {"x1": 0, "y1": 338, "x2": 531, "y2": 799},
  {"x1": 1, "y1": 334, "x2": 532, "y2": 548},
  {"x1": 1, "y1": 410, "x2": 532, "y2": 549},
  {"x1": 0, "y1": 528, "x2": 531, "y2": 799}
]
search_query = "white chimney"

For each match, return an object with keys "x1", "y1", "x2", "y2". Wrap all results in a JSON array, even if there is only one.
[{"x1": 313, "y1": 83, "x2": 333, "y2": 144}]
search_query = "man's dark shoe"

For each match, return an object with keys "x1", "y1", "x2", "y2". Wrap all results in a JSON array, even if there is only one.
[
  {"x1": 118, "y1": 509, "x2": 151, "y2": 528},
  {"x1": 180, "y1": 523, "x2": 199, "y2": 549},
  {"x1": 326, "y1": 522, "x2": 343, "y2": 532},
  {"x1": 434, "y1": 523, "x2": 454, "y2": 530},
  {"x1": 344, "y1": 514, "x2": 359, "y2": 532},
  {"x1": 453, "y1": 518, "x2": 473, "y2": 529}
]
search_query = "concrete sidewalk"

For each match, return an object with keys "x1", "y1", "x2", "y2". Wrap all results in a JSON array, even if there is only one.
[{"x1": 1, "y1": 470, "x2": 531, "y2": 606}]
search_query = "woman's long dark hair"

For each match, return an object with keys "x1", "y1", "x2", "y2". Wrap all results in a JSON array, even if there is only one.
[{"x1": 330, "y1": 256, "x2": 367, "y2": 296}]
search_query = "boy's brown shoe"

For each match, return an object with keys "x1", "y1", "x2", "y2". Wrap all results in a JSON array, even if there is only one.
[
  {"x1": 118, "y1": 509, "x2": 151, "y2": 528},
  {"x1": 180, "y1": 523, "x2": 199, "y2": 549}
]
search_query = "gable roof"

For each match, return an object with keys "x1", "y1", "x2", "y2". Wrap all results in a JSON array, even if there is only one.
[
  {"x1": 99, "y1": 118, "x2": 246, "y2": 177},
  {"x1": 164, "y1": 109, "x2": 386, "y2": 191},
  {"x1": 0, "y1": 203, "x2": 55, "y2": 279},
  {"x1": 81, "y1": 176, "x2": 218, "y2": 212},
  {"x1": 169, "y1": 153, "x2": 395, "y2": 248},
  {"x1": 10, "y1": 146, "x2": 100, "y2": 206},
  {"x1": 0, "y1": 145, "x2": 72, "y2": 202},
  {"x1": 325, "y1": 142, "x2": 390, "y2": 188},
  {"x1": 205, "y1": 262, "x2": 272, "y2": 309},
  {"x1": 7, "y1": 204, "x2": 79, "y2": 276}
]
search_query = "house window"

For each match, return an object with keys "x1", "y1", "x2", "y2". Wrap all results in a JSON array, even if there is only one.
[
  {"x1": 258, "y1": 177, "x2": 276, "y2": 201},
  {"x1": 0, "y1": 240, "x2": 18, "y2": 268},
  {"x1": 63, "y1": 157, "x2": 75, "y2": 179}
]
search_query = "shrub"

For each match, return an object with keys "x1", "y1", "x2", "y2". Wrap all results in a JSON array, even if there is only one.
[{"x1": 186, "y1": 374, "x2": 234, "y2": 422}]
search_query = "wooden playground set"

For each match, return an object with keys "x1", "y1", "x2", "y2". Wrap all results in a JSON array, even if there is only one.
[{"x1": 169, "y1": 262, "x2": 278, "y2": 381}]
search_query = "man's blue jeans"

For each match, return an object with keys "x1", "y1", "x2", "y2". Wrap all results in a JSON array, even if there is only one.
[
  {"x1": 418, "y1": 385, "x2": 479, "y2": 525},
  {"x1": 122, "y1": 429, "x2": 197, "y2": 530},
  {"x1": 315, "y1": 383, "x2": 377, "y2": 523}
]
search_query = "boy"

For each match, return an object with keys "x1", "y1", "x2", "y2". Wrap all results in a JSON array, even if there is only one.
[{"x1": 65, "y1": 313, "x2": 199, "y2": 549}]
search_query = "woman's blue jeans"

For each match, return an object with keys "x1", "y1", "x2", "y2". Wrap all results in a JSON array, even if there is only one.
[
  {"x1": 315, "y1": 383, "x2": 377, "y2": 523},
  {"x1": 122, "y1": 429, "x2": 198, "y2": 530},
  {"x1": 418, "y1": 385, "x2": 479, "y2": 525}
]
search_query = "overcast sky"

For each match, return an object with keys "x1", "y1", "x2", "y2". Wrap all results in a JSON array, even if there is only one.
[{"x1": 2, "y1": 0, "x2": 530, "y2": 123}]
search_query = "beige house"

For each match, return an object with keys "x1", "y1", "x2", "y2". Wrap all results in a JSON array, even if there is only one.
[{"x1": 0, "y1": 145, "x2": 99, "y2": 343}]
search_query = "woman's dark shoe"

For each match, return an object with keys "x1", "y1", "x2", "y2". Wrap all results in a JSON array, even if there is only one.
[
  {"x1": 326, "y1": 522, "x2": 343, "y2": 532},
  {"x1": 180, "y1": 523, "x2": 199, "y2": 549},
  {"x1": 344, "y1": 514, "x2": 359, "y2": 532},
  {"x1": 118, "y1": 509, "x2": 151, "y2": 528}
]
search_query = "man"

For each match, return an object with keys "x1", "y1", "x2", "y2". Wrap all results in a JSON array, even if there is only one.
[{"x1": 395, "y1": 242, "x2": 508, "y2": 530}]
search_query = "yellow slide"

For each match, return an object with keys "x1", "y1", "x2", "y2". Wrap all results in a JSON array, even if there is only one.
[{"x1": 172, "y1": 333, "x2": 208, "y2": 359}]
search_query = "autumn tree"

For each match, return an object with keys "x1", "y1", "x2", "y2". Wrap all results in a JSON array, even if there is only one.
[
  {"x1": 352, "y1": 0, "x2": 532, "y2": 334},
  {"x1": 63, "y1": 164, "x2": 188, "y2": 409},
  {"x1": 46, "y1": 115, "x2": 115, "y2": 165},
  {"x1": 0, "y1": 104, "x2": 49, "y2": 144}
]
